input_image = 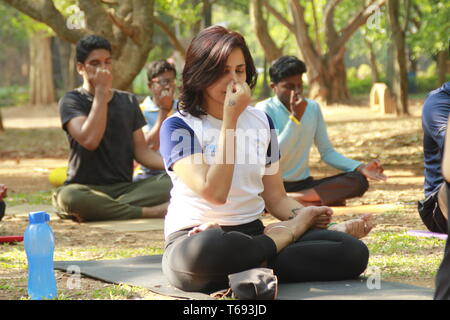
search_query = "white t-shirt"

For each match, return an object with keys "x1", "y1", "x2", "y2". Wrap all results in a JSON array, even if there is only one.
[{"x1": 159, "y1": 107, "x2": 280, "y2": 238}]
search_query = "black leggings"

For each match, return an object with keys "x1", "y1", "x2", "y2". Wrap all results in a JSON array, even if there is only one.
[{"x1": 162, "y1": 219, "x2": 369, "y2": 293}]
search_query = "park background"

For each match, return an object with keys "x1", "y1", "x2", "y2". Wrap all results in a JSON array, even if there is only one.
[{"x1": 0, "y1": 0, "x2": 449, "y2": 300}]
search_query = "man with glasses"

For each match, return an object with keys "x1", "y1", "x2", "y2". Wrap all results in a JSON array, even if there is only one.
[
  {"x1": 256, "y1": 56, "x2": 386, "y2": 208},
  {"x1": 134, "y1": 60, "x2": 178, "y2": 181}
]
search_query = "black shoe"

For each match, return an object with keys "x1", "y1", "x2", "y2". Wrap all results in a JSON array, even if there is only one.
[{"x1": 0, "y1": 201, "x2": 5, "y2": 222}]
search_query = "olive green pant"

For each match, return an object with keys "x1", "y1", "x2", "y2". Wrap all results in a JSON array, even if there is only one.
[{"x1": 52, "y1": 173, "x2": 172, "y2": 222}]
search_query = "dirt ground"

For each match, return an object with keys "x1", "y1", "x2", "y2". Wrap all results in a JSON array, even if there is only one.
[{"x1": 0, "y1": 98, "x2": 436, "y2": 299}]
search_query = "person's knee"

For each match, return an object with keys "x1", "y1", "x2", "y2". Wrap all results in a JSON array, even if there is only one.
[
  {"x1": 349, "y1": 171, "x2": 369, "y2": 197},
  {"x1": 54, "y1": 184, "x2": 89, "y2": 213},
  {"x1": 166, "y1": 229, "x2": 261, "y2": 290},
  {"x1": 340, "y1": 236, "x2": 370, "y2": 278},
  {"x1": 164, "y1": 229, "x2": 233, "y2": 292}
]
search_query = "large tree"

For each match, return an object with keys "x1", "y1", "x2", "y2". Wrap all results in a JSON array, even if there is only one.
[
  {"x1": 3, "y1": 0, "x2": 155, "y2": 90},
  {"x1": 249, "y1": 0, "x2": 385, "y2": 104}
]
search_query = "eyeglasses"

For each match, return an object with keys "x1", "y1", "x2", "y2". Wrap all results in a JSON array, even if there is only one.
[{"x1": 152, "y1": 78, "x2": 176, "y2": 86}]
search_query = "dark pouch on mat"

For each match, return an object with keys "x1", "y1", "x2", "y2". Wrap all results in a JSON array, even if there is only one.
[{"x1": 212, "y1": 268, "x2": 278, "y2": 300}]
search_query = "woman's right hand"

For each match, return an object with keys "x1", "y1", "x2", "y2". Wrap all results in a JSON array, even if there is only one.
[
  {"x1": 224, "y1": 80, "x2": 251, "y2": 120},
  {"x1": 188, "y1": 222, "x2": 222, "y2": 236}
]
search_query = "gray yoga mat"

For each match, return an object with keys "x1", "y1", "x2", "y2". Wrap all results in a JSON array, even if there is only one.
[{"x1": 54, "y1": 255, "x2": 434, "y2": 300}]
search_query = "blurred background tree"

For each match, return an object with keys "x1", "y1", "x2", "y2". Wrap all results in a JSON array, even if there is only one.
[{"x1": 0, "y1": 0, "x2": 448, "y2": 129}]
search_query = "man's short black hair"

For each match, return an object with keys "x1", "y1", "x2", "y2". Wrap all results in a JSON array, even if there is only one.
[
  {"x1": 147, "y1": 60, "x2": 177, "y2": 81},
  {"x1": 76, "y1": 35, "x2": 112, "y2": 64},
  {"x1": 269, "y1": 56, "x2": 307, "y2": 84}
]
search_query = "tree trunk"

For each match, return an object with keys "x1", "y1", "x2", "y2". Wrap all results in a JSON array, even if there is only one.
[
  {"x1": 365, "y1": 38, "x2": 380, "y2": 83},
  {"x1": 57, "y1": 38, "x2": 79, "y2": 91},
  {"x1": 29, "y1": 30, "x2": 56, "y2": 106},
  {"x1": 388, "y1": 0, "x2": 409, "y2": 115},
  {"x1": 437, "y1": 50, "x2": 448, "y2": 87},
  {"x1": 250, "y1": 0, "x2": 283, "y2": 63},
  {"x1": 203, "y1": 0, "x2": 212, "y2": 28},
  {"x1": 0, "y1": 111, "x2": 4, "y2": 132}
]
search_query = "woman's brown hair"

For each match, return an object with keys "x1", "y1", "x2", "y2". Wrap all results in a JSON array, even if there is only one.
[{"x1": 179, "y1": 25, "x2": 257, "y2": 117}]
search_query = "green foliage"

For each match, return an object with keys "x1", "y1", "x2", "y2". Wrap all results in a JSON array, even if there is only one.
[
  {"x1": 408, "y1": 0, "x2": 450, "y2": 56},
  {"x1": 0, "y1": 86, "x2": 29, "y2": 108},
  {"x1": 156, "y1": 0, "x2": 202, "y2": 27}
]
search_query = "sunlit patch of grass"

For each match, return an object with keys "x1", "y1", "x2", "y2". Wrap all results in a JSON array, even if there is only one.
[
  {"x1": 7, "y1": 191, "x2": 52, "y2": 207},
  {"x1": 365, "y1": 230, "x2": 443, "y2": 279},
  {"x1": 91, "y1": 284, "x2": 145, "y2": 300},
  {"x1": 55, "y1": 246, "x2": 163, "y2": 261}
]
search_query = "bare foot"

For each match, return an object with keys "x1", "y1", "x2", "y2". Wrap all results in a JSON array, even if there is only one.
[
  {"x1": 142, "y1": 202, "x2": 169, "y2": 218},
  {"x1": 329, "y1": 214, "x2": 376, "y2": 239},
  {"x1": 264, "y1": 206, "x2": 333, "y2": 252}
]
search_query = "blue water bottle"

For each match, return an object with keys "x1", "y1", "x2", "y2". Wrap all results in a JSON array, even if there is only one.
[{"x1": 24, "y1": 211, "x2": 57, "y2": 300}]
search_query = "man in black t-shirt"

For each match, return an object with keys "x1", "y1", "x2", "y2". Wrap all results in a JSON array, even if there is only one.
[{"x1": 52, "y1": 35, "x2": 172, "y2": 222}]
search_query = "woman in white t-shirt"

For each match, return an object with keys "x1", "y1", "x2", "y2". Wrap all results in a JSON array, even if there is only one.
[{"x1": 159, "y1": 26, "x2": 370, "y2": 293}]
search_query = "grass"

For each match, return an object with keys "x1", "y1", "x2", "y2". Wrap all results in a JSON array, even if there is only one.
[
  {"x1": 363, "y1": 229, "x2": 443, "y2": 281},
  {"x1": 6, "y1": 191, "x2": 52, "y2": 207}
]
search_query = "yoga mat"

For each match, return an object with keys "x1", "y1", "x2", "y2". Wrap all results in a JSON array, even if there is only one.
[
  {"x1": 54, "y1": 255, "x2": 212, "y2": 300},
  {"x1": 86, "y1": 218, "x2": 164, "y2": 232},
  {"x1": 407, "y1": 230, "x2": 448, "y2": 240},
  {"x1": 54, "y1": 255, "x2": 434, "y2": 300}
]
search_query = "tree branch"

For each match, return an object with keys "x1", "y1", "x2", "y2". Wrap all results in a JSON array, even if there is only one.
[
  {"x1": 310, "y1": 0, "x2": 322, "y2": 55},
  {"x1": 107, "y1": 8, "x2": 141, "y2": 45},
  {"x1": 335, "y1": 0, "x2": 386, "y2": 49},
  {"x1": 152, "y1": 15, "x2": 186, "y2": 56},
  {"x1": 78, "y1": 0, "x2": 113, "y2": 38},
  {"x1": 261, "y1": 0, "x2": 295, "y2": 34},
  {"x1": 288, "y1": 0, "x2": 321, "y2": 74},
  {"x1": 3, "y1": 0, "x2": 87, "y2": 43},
  {"x1": 403, "y1": 0, "x2": 411, "y2": 32},
  {"x1": 250, "y1": 0, "x2": 282, "y2": 62},
  {"x1": 323, "y1": 0, "x2": 343, "y2": 46}
]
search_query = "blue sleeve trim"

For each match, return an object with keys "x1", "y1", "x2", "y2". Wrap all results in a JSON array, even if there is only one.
[
  {"x1": 264, "y1": 113, "x2": 281, "y2": 165},
  {"x1": 159, "y1": 116, "x2": 202, "y2": 170}
]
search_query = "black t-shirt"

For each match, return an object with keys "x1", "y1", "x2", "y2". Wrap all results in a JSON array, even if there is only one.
[{"x1": 59, "y1": 88, "x2": 146, "y2": 185}]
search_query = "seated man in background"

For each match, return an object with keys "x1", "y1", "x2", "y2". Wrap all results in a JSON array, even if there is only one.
[
  {"x1": 52, "y1": 35, "x2": 171, "y2": 222},
  {"x1": 134, "y1": 59, "x2": 178, "y2": 182},
  {"x1": 419, "y1": 79, "x2": 450, "y2": 235},
  {"x1": 256, "y1": 56, "x2": 386, "y2": 207}
]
